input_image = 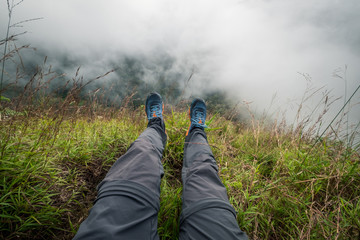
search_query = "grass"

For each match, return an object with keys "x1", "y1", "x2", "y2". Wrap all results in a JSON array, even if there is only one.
[
  {"x1": 0, "y1": 108, "x2": 143, "y2": 239},
  {"x1": 1, "y1": 1, "x2": 359, "y2": 238},
  {"x1": 0, "y1": 98, "x2": 359, "y2": 239}
]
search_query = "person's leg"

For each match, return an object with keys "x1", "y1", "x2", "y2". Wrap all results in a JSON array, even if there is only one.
[
  {"x1": 179, "y1": 99, "x2": 248, "y2": 240},
  {"x1": 73, "y1": 93, "x2": 166, "y2": 240}
]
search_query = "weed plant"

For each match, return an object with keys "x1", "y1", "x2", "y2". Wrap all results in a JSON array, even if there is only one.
[
  {"x1": 1, "y1": 56, "x2": 359, "y2": 240},
  {"x1": 1, "y1": 6, "x2": 359, "y2": 238},
  {"x1": 1, "y1": 80, "x2": 359, "y2": 239}
]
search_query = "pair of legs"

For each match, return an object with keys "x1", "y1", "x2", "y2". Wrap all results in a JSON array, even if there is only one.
[{"x1": 73, "y1": 95, "x2": 247, "y2": 239}]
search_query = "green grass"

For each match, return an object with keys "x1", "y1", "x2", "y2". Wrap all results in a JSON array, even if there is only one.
[{"x1": 1, "y1": 104, "x2": 359, "y2": 239}]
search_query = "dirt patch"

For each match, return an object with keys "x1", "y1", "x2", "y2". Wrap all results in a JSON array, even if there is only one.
[{"x1": 52, "y1": 150, "x2": 126, "y2": 240}]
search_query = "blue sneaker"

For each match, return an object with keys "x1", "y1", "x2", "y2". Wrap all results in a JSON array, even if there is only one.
[
  {"x1": 186, "y1": 98, "x2": 207, "y2": 136},
  {"x1": 145, "y1": 92, "x2": 164, "y2": 120}
]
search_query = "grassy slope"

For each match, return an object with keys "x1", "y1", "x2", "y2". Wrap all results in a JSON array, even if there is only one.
[{"x1": 1, "y1": 106, "x2": 359, "y2": 239}]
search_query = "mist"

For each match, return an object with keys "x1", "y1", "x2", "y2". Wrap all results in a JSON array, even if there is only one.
[{"x1": 1, "y1": 0, "x2": 359, "y2": 129}]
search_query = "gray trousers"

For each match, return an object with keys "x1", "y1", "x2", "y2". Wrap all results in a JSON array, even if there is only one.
[{"x1": 73, "y1": 118, "x2": 248, "y2": 239}]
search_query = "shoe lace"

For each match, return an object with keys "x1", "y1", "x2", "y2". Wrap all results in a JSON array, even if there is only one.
[
  {"x1": 192, "y1": 109, "x2": 207, "y2": 128},
  {"x1": 150, "y1": 104, "x2": 161, "y2": 117}
]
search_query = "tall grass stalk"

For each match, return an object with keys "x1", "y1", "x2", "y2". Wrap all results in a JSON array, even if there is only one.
[
  {"x1": 312, "y1": 83, "x2": 360, "y2": 149},
  {"x1": 0, "y1": 0, "x2": 14, "y2": 94}
]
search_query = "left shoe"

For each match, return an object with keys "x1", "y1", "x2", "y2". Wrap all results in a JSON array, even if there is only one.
[{"x1": 145, "y1": 92, "x2": 164, "y2": 121}]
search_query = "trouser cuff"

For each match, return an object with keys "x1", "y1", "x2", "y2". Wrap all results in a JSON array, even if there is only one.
[{"x1": 148, "y1": 117, "x2": 167, "y2": 146}]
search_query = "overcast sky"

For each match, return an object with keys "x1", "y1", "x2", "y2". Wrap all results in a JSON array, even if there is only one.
[{"x1": 1, "y1": 0, "x2": 359, "y2": 131}]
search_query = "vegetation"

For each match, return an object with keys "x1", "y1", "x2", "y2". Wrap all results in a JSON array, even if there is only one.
[
  {"x1": 1, "y1": 2, "x2": 359, "y2": 239},
  {"x1": 0, "y1": 86, "x2": 359, "y2": 239}
]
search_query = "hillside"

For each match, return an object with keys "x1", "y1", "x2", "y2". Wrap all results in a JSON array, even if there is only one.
[
  {"x1": 1, "y1": 97, "x2": 359, "y2": 240},
  {"x1": 1, "y1": 1, "x2": 360, "y2": 239}
]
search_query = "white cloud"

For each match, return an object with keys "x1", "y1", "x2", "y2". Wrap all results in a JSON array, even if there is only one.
[{"x1": 1, "y1": 0, "x2": 359, "y2": 127}]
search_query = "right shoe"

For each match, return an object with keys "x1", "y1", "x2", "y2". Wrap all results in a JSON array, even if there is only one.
[
  {"x1": 145, "y1": 92, "x2": 164, "y2": 121},
  {"x1": 186, "y1": 98, "x2": 207, "y2": 136}
]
